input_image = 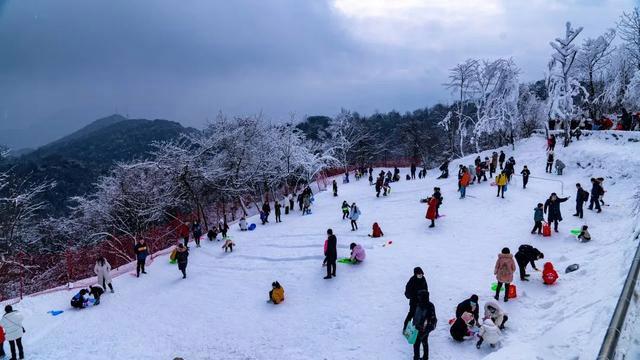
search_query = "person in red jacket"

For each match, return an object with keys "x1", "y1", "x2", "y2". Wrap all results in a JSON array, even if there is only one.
[
  {"x1": 0, "y1": 324, "x2": 5, "y2": 358},
  {"x1": 178, "y1": 222, "x2": 190, "y2": 247},
  {"x1": 370, "y1": 222, "x2": 384, "y2": 238},
  {"x1": 425, "y1": 197, "x2": 438, "y2": 228},
  {"x1": 542, "y1": 262, "x2": 559, "y2": 285}
]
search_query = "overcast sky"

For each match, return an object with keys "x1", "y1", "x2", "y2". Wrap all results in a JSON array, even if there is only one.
[{"x1": 0, "y1": 0, "x2": 635, "y2": 148}]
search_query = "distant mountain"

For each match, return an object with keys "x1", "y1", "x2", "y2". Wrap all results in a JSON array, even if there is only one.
[{"x1": 3, "y1": 115, "x2": 197, "y2": 215}]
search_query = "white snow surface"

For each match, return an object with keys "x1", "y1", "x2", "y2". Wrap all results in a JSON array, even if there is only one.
[{"x1": 12, "y1": 134, "x2": 640, "y2": 359}]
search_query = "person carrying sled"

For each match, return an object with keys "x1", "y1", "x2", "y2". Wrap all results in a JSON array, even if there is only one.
[
  {"x1": 483, "y1": 301, "x2": 508, "y2": 330},
  {"x1": 495, "y1": 171, "x2": 508, "y2": 198},
  {"x1": 531, "y1": 203, "x2": 544, "y2": 234},
  {"x1": 476, "y1": 319, "x2": 502, "y2": 349},
  {"x1": 542, "y1": 262, "x2": 559, "y2": 285},
  {"x1": 403, "y1": 267, "x2": 429, "y2": 332},
  {"x1": 574, "y1": 183, "x2": 589, "y2": 219},
  {"x1": 324, "y1": 229, "x2": 337, "y2": 279},
  {"x1": 411, "y1": 290, "x2": 437, "y2": 360},
  {"x1": 520, "y1": 166, "x2": 531, "y2": 189},
  {"x1": 577, "y1": 225, "x2": 591, "y2": 242},
  {"x1": 544, "y1": 192, "x2": 569, "y2": 232},
  {"x1": 459, "y1": 167, "x2": 471, "y2": 199},
  {"x1": 555, "y1": 159, "x2": 565, "y2": 175},
  {"x1": 546, "y1": 151, "x2": 554, "y2": 173},
  {"x1": 268, "y1": 281, "x2": 285, "y2": 304},
  {"x1": 514, "y1": 244, "x2": 544, "y2": 281},
  {"x1": 349, "y1": 243, "x2": 366, "y2": 263},
  {"x1": 341, "y1": 201, "x2": 350, "y2": 220},
  {"x1": 192, "y1": 220, "x2": 203, "y2": 247},
  {"x1": 134, "y1": 239, "x2": 149, "y2": 277},
  {"x1": 332, "y1": 179, "x2": 338, "y2": 197},
  {"x1": 425, "y1": 197, "x2": 438, "y2": 228},
  {"x1": 274, "y1": 201, "x2": 282, "y2": 223},
  {"x1": 349, "y1": 203, "x2": 361, "y2": 231},
  {"x1": 370, "y1": 222, "x2": 384, "y2": 238},
  {"x1": 175, "y1": 243, "x2": 189, "y2": 279},
  {"x1": 493, "y1": 247, "x2": 516, "y2": 302},
  {"x1": 1, "y1": 306, "x2": 24, "y2": 360},
  {"x1": 94, "y1": 256, "x2": 114, "y2": 293}
]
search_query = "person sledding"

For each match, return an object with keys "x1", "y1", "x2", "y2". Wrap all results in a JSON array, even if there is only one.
[
  {"x1": 542, "y1": 262, "x2": 559, "y2": 285},
  {"x1": 369, "y1": 222, "x2": 384, "y2": 238},
  {"x1": 531, "y1": 203, "x2": 544, "y2": 234},
  {"x1": 495, "y1": 171, "x2": 508, "y2": 198},
  {"x1": 515, "y1": 244, "x2": 544, "y2": 281},
  {"x1": 411, "y1": 290, "x2": 437, "y2": 360},
  {"x1": 493, "y1": 247, "x2": 516, "y2": 302},
  {"x1": 425, "y1": 197, "x2": 438, "y2": 228},
  {"x1": 577, "y1": 225, "x2": 591, "y2": 242},
  {"x1": 483, "y1": 300, "x2": 508, "y2": 330},
  {"x1": 349, "y1": 202, "x2": 361, "y2": 231},
  {"x1": 268, "y1": 281, "x2": 285, "y2": 304},
  {"x1": 349, "y1": 243, "x2": 366, "y2": 263},
  {"x1": 341, "y1": 201, "x2": 350, "y2": 220},
  {"x1": 544, "y1": 192, "x2": 569, "y2": 233},
  {"x1": 476, "y1": 319, "x2": 502, "y2": 349}
]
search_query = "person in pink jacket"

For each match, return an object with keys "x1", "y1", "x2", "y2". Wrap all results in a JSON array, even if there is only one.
[
  {"x1": 350, "y1": 243, "x2": 366, "y2": 263},
  {"x1": 494, "y1": 247, "x2": 516, "y2": 302}
]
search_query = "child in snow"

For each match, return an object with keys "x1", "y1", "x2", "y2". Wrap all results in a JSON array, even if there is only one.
[
  {"x1": 531, "y1": 203, "x2": 544, "y2": 234},
  {"x1": 341, "y1": 201, "x2": 350, "y2": 220},
  {"x1": 555, "y1": 159, "x2": 565, "y2": 175},
  {"x1": 349, "y1": 243, "x2": 366, "y2": 263},
  {"x1": 175, "y1": 244, "x2": 189, "y2": 279},
  {"x1": 70, "y1": 289, "x2": 91, "y2": 309},
  {"x1": 369, "y1": 222, "x2": 384, "y2": 238},
  {"x1": 578, "y1": 225, "x2": 591, "y2": 242},
  {"x1": 542, "y1": 262, "x2": 559, "y2": 285},
  {"x1": 269, "y1": 281, "x2": 285, "y2": 304},
  {"x1": 450, "y1": 312, "x2": 475, "y2": 342},
  {"x1": 222, "y1": 238, "x2": 235, "y2": 253},
  {"x1": 349, "y1": 203, "x2": 361, "y2": 231},
  {"x1": 425, "y1": 197, "x2": 438, "y2": 228},
  {"x1": 494, "y1": 247, "x2": 516, "y2": 302},
  {"x1": 239, "y1": 217, "x2": 248, "y2": 231},
  {"x1": 207, "y1": 227, "x2": 219, "y2": 240},
  {"x1": 476, "y1": 319, "x2": 502, "y2": 349},
  {"x1": 546, "y1": 151, "x2": 554, "y2": 173},
  {"x1": 456, "y1": 294, "x2": 479, "y2": 324},
  {"x1": 520, "y1": 166, "x2": 531, "y2": 189},
  {"x1": 459, "y1": 167, "x2": 471, "y2": 199},
  {"x1": 483, "y1": 301, "x2": 508, "y2": 330}
]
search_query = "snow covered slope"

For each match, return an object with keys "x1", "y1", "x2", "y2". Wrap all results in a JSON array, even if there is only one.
[{"x1": 13, "y1": 134, "x2": 640, "y2": 360}]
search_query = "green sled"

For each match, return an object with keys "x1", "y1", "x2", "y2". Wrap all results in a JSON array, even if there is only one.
[
  {"x1": 570, "y1": 229, "x2": 581, "y2": 235},
  {"x1": 338, "y1": 258, "x2": 354, "y2": 264},
  {"x1": 491, "y1": 282, "x2": 505, "y2": 292}
]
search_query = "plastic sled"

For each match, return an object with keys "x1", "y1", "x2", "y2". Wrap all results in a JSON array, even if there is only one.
[
  {"x1": 570, "y1": 229, "x2": 581, "y2": 236},
  {"x1": 542, "y1": 223, "x2": 551, "y2": 237},
  {"x1": 565, "y1": 264, "x2": 580, "y2": 273},
  {"x1": 338, "y1": 258, "x2": 354, "y2": 264},
  {"x1": 491, "y1": 283, "x2": 505, "y2": 292},
  {"x1": 48, "y1": 310, "x2": 64, "y2": 316},
  {"x1": 248, "y1": 223, "x2": 257, "y2": 231},
  {"x1": 169, "y1": 259, "x2": 177, "y2": 264},
  {"x1": 404, "y1": 323, "x2": 419, "y2": 344},
  {"x1": 503, "y1": 185, "x2": 508, "y2": 192}
]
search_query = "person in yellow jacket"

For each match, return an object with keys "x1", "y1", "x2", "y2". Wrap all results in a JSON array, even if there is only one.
[
  {"x1": 495, "y1": 171, "x2": 508, "y2": 198},
  {"x1": 269, "y1": 281, "x2": 285, "y2": 304}
]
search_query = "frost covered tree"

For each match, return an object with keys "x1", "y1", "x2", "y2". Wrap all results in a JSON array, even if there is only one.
[
  {"x1": 324, "y1": 109, "x2": 373, "y2": 171},
  {"x1": 518, "y1": 84, "x2": 548, "y2": 137},
  {"x1": 546, "y1": 21, "x2": 584, "y2": 146},
  {"x1": 618, "y1": 7, "x2": 640, "y2": 69},
  {"x1": 576, "y1": 29, "x2": 616, "y2": 120},
  {"x1": 441, "y1": 59, "x2": 478, "y2": 157},
  {"x1": 602, "y1": 48, "x2": 635, "y2": 112}
]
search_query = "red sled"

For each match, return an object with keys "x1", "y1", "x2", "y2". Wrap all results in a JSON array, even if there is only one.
[
  {"x1": 508, "y1": 284, "x2": 517, "y2": 299},
  {"x1": 542, "y1": 222, "x2": 551, "y2": 237}
]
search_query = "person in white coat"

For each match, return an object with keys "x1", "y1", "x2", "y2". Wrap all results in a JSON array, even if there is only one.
[
  {"x1": 94, "y1": 256, "x2": 114, "y2": 293},
  {"x1": 349, "y1": 203, "x2": 361, "y2": 231},
  {"x1": 483, "y1": 300, "x2": 508, "y2": 329},
  {"x1": 476, "y1": 318, "x2": 502, "y2": 349},
  {"x1": 239, "y1": 217, "x2": 248, "y2": 231},
  {"x1": 1, "y1": 305, "x2": 24, "y2": 360}
]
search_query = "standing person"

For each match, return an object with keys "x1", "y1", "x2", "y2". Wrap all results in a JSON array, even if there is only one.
[
  {"x1": 459, "y1": 167, "x2": 471, "y2": 199},
  {"x1": 0, "y1": 323, "x2": 5, "y2": 359},
  {"x1": 520, "y1": 166, "x2": 531, "y2": 189},
  {"x1": 432, "y1": 187, "x2": 443, "y2": 218},
  {"x1": 368, "y1": 166, "x2": 373, "y2": 177},
  {"x1": 544, "y1": 193, "x2": 570, "y2": 232},
  {"x1": 1, "y1": 305, "x2": 24, "y2": 360},
  {"x1": 191, "y1": 220, "x2": 202, "y2": 248},
  {"x1": 493, "y1": 247, "x2": 516, "y2": 302},
  {"x1": 403, "y1": 267, "x2": 428, "y2": 332},
  {"x1": 375, "y1": 176, "x2": 383, "y2": 197},
  {"x1": 410, "y1": 163, "x2": 417, "y2": 179},
  {"x1": 297, "y1": 192, "x2": 304, "y2": 211},
  {"x1": 515, "y1": 244, "x2": 544, "y2": 281},
  {"x1": 548, "y1": 134, "x2": 556, "y2": 151},
  {"x1": 332, "y1": 179, "x2": 338, "y2": 197},
  {"x1": 349, "y1": 203, "x2": 361, "y2": 231},
  {"x1": 490, "y1": 152, "x2": 498, "y2": 177},
  {"x1": 546, "y1": 151, "x2": 554, "y2": 173},
  {"x1": 178, "y1": 222, "x2": 190, "y2": 248},
  {"x1": 574, "y1": 183, "x2": 589, "y2": 218},
  {"x1": 175, "y1": 244, "x2": 189, "y2": 279},
  {"x1": 495, "y1": 171, "x2": 508, "y2": 198},
  {"x1": 220, "y1": 220, "x2": 229, "y2": 239},
  {"x1": 368, "y1": 172, "x2": 374, "y2": 185},
  {"x1": 274, "y1": 201, "x2": 282, "y2": 223},
  {"x1": 498, "y1": 151, "x2": 505, "y2": 170},
  {"x1": 425, "y1": 197, "x2": 438, "y2": 228},
  {"x1": 588, "y1": 178, "x2": 603, "y2": 213},
  {"x1": 261, "y1": 201, "x2": 271, "y2": 224},
  {"x1": 341, "y1": 201, "x2": 350, "y2": 220},
  {"x1": 288, "y1": 193, "x2": 295, "y2": 212},
  {"x1": 555, "y1": 159, "x2": 565, "y2": 175},
  {"x1": 504, "y1": 157, "x2": 516, "y2": 182},
  {"x1": 457, "y1": 165, "x2": 465, "y2": 191},
  {"x1": 302, "y1": 194, "x2": 311, "y2": 215},
  {"x1": 531, "y1": 203, "x2": 544, "y2": 234},
  {"x1": 134, "y1": 239, "x2": 149, "y2": 277},
  {"x1": 411, "y1": 290, "x2": 437, "y2": 360},
  {"x1": 324, "y1": 229, "x2": 337, "y2": 279},
  {"x1": 93, "y1": 256, "x2": 114, "y2": 293}
]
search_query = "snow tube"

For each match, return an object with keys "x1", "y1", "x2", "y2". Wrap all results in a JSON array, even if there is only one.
[
  {"x1": 338, "y1": 258, "x2": 354, "y2": 264},
  {"x1": 565, "y1": 264, "x2": 580, "y2": 273},
  {"x1": 570, "y1": 229, "x2": 581, "y2": 236},
  {"x1": 248, "y1": 223, "x2": 257, "y2": 231},
  {"x1": 48, "y1": 310, "x2": 64, "y2": 316}
]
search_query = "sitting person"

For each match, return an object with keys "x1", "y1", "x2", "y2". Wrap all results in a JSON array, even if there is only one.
[
  {"x1": 268, "y1": 281, "x2": 285, "y2": 304},
  {"x1": 89, "y1": 284, "x2": 105, "y2": 305},
  {"x1": 456, "y1": 294, "x2": 479, "y2": 324},
  {"x1": 239, "y1": 217, "x2": 248, "y2": 231},
  {"x1": 542, "y1": 262, "x2": 559, "y2": 285},
  {"x1": 349, "y1": 243, "x2": 366, "y2": 263},
  {"x1": 369, "y1": 222, "x2": 384, "y2": 238},
  {"x1": 71, "y1": 287, "x2": 103, "y2": 308},
  {"x1": 207, "y1": 228, "x2": 218, "y2": 241},
  {"x1": 222, "y1": 238, "x2": 235, "y2": 252},
  {"x1": 578, "y1": 225, "x2": 591, "y2": 242},
  {"x1": 476, "y1": 319, "x2": 502, "y2": 349},
  {"x1": 450, "y1": 312, "x2": 474, "y2": 342},
  {"x1": 483, "y1": 300, "x2": 508, "y2": 330}
]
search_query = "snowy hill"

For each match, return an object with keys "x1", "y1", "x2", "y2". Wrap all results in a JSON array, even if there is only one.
[{"x1": 12, "y1": 133, "x2": 640, "y2": 360}]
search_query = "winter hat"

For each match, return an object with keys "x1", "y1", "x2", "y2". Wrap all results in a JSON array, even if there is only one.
[
  {"x1": 350, "y1": 243, "x2": 356, "y2": 250},
  {"x1": 413, "y1": 267, "x2": 424, "y2": 276},
  {"x1": 501, "y1": 247, "x2": 510, "y2": 254},
  {"x1": 483, "y1": 318, "x2": 496, "y2": 327},
  {"x1": 327, "y1": 229, "x2": 333, "y2": 235},
  {"x1": 4, "y1": 305, "x2": 12, "y2": 313},
  {"x1": 470, "y1": 294, "x2": 479, "y2": 303},
  {"x1": 461, "y1": 312, "x2": 474, "y2": 324}
]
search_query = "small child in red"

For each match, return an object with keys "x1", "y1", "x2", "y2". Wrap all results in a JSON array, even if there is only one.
[{"x1": 542, "y1": 262, "x2": 559, "y2": 285}]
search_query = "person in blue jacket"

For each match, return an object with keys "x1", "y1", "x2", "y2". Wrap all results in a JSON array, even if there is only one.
[{"x1": 134, "y1": 239, "x2": 149, "y2": 277}]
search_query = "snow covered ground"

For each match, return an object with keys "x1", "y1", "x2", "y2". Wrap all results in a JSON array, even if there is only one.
[{"x1": 10, "y1": 133, "x2": 640, "y2": 360}]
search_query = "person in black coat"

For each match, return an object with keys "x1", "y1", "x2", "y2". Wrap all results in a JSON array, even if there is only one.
[
  {"x1": 515, "y1": 244, "x2": 544, "y2": 281},
  {"x1": 544, "y1": 193, "x2": 569, "y2": 232},
  {"x1": 324, "y1": 229, "x2": 337, "y2": 279},
  {"x1": 498, "y1": 151, "x2": 505, "y2": 169},
  {"x1": 520, "y1": 166, "x2": 531, "y2": 189},
  {"x1": 403, "y1": 267, "x2": 429, "y2": 332},
  {"x1": 450, "y1": 316, "x2": 471, "y2": 342},
  {"x1": 412, "y1": 290, "x2": 437, "y2": 360},
  {"x1": 456, "y1": 294, "x2": 479, "y2": 324},
  {"x1": 437, "y1": 160, "x2": 449, "y2": 179},
  {"x1": 191, "y1": 221, "x2": 202, "y2": 247},
  {"x1": 588, "y1": 178, "x2": 603, "y2": 213},
  {"x1": 134, "y1": 239, "x2": 149, "y2": 277},
  {"x1": 274, "y1": 201, "x2": 282, "y2": 223},
  {"x1": 175, "y1": 244, "x2": 189, "y2": 279},
  {"x1": 574, "y1": 183, "x2": 590, "y2": 219},
  {"x1": 261, "y1": 202, "x2": 271, "y2": 223},
  {"x1": 410, "y1": 163, "x2": 417, "y2": 179}
]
